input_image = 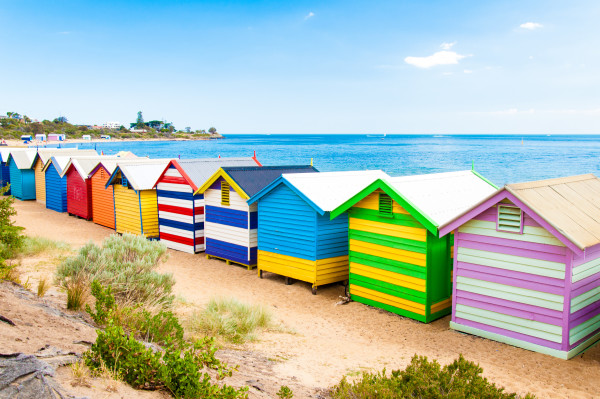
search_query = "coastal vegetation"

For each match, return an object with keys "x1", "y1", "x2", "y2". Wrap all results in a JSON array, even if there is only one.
[{"x1": 0, "y1": 110, "x2": 222, "y2": 141}]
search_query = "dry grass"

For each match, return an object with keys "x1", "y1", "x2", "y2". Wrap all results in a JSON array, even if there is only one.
[
  {"x1": 187, "y1": 297, "x2": 273, "y2": 344},
  {"x1": 19, "y1": 236, "x2": 71, "y2": 257},
  {"x1": 37, "y1": 276, "x2": 50, "y2": 297},
  {"x1": 65, "y1": 275, "x2": 89, "y2": 310},
  {"x1": 70, "y1": 359, "x2": 91, "y2": 388}
]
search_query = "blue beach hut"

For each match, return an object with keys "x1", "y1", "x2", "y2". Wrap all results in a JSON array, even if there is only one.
[
  {"x1": 5, "y1": 150, "x2": 37, "y2": 200},
  {"x1": 195, "y1": 165, "x2": 318, "y2": 268},
  {"x1": 247, "y1": 170, "x2": 388, "y2": 294},
  {"x1": 43, "y1": 156, "x2": 71, "y2": 212},
  {"x1": 0, "y1": 148, "x2": 17, "y2": 194}
]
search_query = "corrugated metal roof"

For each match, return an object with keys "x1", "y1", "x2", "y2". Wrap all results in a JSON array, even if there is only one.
[
  {"x1": 385, "y1": 170, "x2": 498, "y2": 227},
  {"x1": 506, "y1": 174, "x2": 600, "y2": 249},
  {"x1": 36, "y1": 148, "x2": 97, "y2": 165},
  {"x1": 61, "y1": 155, "x2": 121, "y2": 179},
  {"x1": 283, "y1": 170, "x2": 388, "y2": 212},
  {"x1": 7, "y1": 150, "x2": 37, "y2": 169},
  {"x1": 224, "y1": 165, "x2": 317, "y2": 197},
  {"x1": 177, "y1": 158, "x2": 261, "y2": 189},
  {"x1": 117, "y1": 161, "x2": 172, "y2": 190}
]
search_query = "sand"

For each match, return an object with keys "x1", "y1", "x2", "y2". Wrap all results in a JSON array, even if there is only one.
[
  {"x1": 2, "y1": 136, "x2": 219, "y2": 147},
  {"x1": 10, "y1": 200, "x2": 600, "y2": 398}
]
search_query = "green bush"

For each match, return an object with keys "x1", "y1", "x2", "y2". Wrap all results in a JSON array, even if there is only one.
[
  {"x1": 85, "y1": 325, "x2": 248, "y2": 398},
  {"x1": 55, "y1": 233, "x2": 172, "y2": 308},
  {"x1": 330, "y1": 355, "x2": 535, "y2": 399},
  {"x1": 0, "y1": 185, "x2": 24, "y2": 261},
  {"x1": 87, "y1": 280, "x2": 183, "y2": 346}
]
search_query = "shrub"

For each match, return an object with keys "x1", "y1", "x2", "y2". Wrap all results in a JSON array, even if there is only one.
[
  {"x1": 330, "y1": 355, "x2": 535, "y2": 399},
  {"x1": 187, "y1": 298, "x2": 272, "y2": 344},
  {"x1": 66, "y1": 274, "x2": 89, "y2": 310},
  {"x1": 55, "y1": 233, "x2": 172, "y2": 308},
  {"x1": 277, "y1": 386, "x2": 294, "y2": 398},
  {"x1": 0, "y1": 185, "x2": 24, "y2": 260},
  {"x1": 86, "y1": 280, "x2": 184, "y2": 346},
  {"x1": 85, "y1": 325, "x2": 248, "y2": 398}
]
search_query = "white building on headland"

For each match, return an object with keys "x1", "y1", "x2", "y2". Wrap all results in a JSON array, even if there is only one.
[{"x1": 102, "y1": 121, "x2": 122, "y2": 129}]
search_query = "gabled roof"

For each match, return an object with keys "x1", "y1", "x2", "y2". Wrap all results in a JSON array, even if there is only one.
[
  {"x1": 106, "y1": 160, "x2": 172, "y2": 191},
  {"x1": 157, "y1": 157, "x2": 262, "y2": 192},
  {"x1": 6, "y1": 150, "x2": 37, "y2": 169},
  {"x1": 34, "y1": 148, "x2": 98, "y2": 166},
  {"x1": 0, "y1": 148, "x2": 30, "y2": 163},
  {"x1": 91, "y1": 157, "x2": 165, "y2": 176},
  {"x1": 248, "y1": 170, "x2": 388, "y2": 215},
  {"x1": 438, "y1": 174, "x2": 600, "y2": 253},
  {"x1": 331, "y1": 170, "x2": 498, "y2": 235},
  {"x1": 61, "y1": 156, "x2": 121, "y2": 179},
  {"x1": 42, "y1": 156, "x2": 73, "y2": 174},
  {"x1": 195, "y1": 165, "x2": 318, "y2": 198}
]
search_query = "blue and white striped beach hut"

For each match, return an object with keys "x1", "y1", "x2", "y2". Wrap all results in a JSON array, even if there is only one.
[
  {"x1": 195, "y1": 165, "x2": 318, "y2": 268},
  {"x1": 154, "y1": 157, "x2": 261, "y2": 254}
]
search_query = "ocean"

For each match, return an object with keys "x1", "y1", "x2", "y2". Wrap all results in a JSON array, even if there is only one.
[{"x1": 52, "y1": 134, "x2": 600, "y2": 186}]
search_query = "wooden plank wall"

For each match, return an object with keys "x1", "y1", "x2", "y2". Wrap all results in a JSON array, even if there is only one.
[
  {"x1": 204, "y1": 177, "x2": 257, "y2": 265},
  {"x1": 157, "y1": 165, "x2": 204, "y2": 253},
  {"x1": 90, "y1": 166, "x2": 115, "y2": 229},
  {"x1": 452, "y1": 202, "x2": 569, "y2": 355},
  {"x1": 140, "y1": 190, "x2": 159, "y2": 238},
  {"x1": 45, "y1": 164, "x2": 67, "y2": 212},
  {"x1": 347, "y1": 190, "x2": 449, "y2": 323},
  {"x1": 113, "y1": 182, "x2": 142, "y2": 235},
  {"x1": 34, "y1": 159, "x2": 46, "y2": 204},
  {"x1": 66, "y1": 169, "x2": 92, "y2": 219}
]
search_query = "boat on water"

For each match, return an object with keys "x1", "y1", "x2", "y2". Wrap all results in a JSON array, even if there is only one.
[{"x1": 366, "y1": 133, "x2": 386, "y2": 138}]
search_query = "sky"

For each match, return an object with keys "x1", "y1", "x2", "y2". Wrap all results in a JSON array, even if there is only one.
[{"x1": 1, "y1": 0, "x2": 599, "y2": 134}]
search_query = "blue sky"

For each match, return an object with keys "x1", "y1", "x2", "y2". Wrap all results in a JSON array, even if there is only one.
[{"x1": 1, "y1": 1, "x2": 599, "y2": 134}]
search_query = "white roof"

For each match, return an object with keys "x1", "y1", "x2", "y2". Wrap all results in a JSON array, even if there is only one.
[
  {"x1": 7, "y1": 150, "x2": 37, "y2": 169},
  {"x1": 36, "y1": 148, "x2": 97, "y2": 165},
  {"x1": 98, "y1": 157, "x2": 169, "y2": 175},
  {"x1": 116, "y1": 161, "x2": 172, "y2": 190},
  {"x1": 386, "y1": 170, "x2": 497, "y2": 227},
  {"x1": 282, "y1": 170, "x2": 388, "y2": 212},
  {"x1": 44, "y1": 156, "x2": 73, "y2": 175},
  {"x1": 0, "y1": 148, "x2": 31, "y2": 163},
  {"x1": 60, "y1": 155, "x2": 121, "y2": 179}
]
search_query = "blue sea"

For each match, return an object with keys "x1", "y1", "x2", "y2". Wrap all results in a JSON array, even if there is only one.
[{"x1": 50, "y1": 134, "x2": 600, "y2": 187}]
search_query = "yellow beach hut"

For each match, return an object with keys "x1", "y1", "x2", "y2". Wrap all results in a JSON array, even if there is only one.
[{"x1": 105, "y1": 160, "x2": 171, "y2": 238}]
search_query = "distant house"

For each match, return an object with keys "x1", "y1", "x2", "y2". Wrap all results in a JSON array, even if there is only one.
[
  {"x1": 130, "y1": 129, "x2": 148, "y2": 133},
  {"x1": 102, "y1": 121, "x2": 121, "y2": 129},
  {"x1": 82, "y1": 135, "x2": 91, "y2": 140},
  {"x1": 0, "y1": 115, "x2": 7, "y2": 120}
]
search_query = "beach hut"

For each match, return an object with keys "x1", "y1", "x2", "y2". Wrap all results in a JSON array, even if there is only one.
[
  {"x1": 20, "y1": 135, "x2": 32, "y2": 143},
  {"x1": 43, "y1": 156, "x2": 74, "y2": 212},
  {"x1": 247, "y1": 170, "x2": 387, "y2": 294},
  {"x1": 82, "y1": 135, "x2": 91, "y2": 141},
  {"x1": 6, "y1": 150, "x2": 37, "y2": 200},
  {"x1": 438, "y1": 174, "x2": 600, "y2": 359},
  {"x1": 329, "y1": 170, "x2": 497, "y2": 323},
  {"x1": 33, "y1": 149, "x2": 97, "y2": 205},
  {"x1": 88, "y1": 158, "x2": 159, "y2": 229},
  {"x1": 48, "y1": 134, "x2": 66, "y2": 142},
  {"x1": 105, "y1": 160, "x2": 171, "y2": 238},
  {"x1": 35, "y1": 134, "x2": 46, "y2": 142},
  {"x1": 196, "y1": 165, "x2": 318, "y2": 266},
  {"x1": 154, "y1": 157, "x2": 262, "y2": 254},
  {"x1": 62, "y1": 156, "x2": 118, "y2": 220},
  {"x1": 0, "y1": 148, "x2": 29, "y2": 195}
]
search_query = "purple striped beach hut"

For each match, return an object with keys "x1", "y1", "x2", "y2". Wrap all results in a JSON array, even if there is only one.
[{"x1": 439, "y1": 174, "x2": 600, "y2": 359}]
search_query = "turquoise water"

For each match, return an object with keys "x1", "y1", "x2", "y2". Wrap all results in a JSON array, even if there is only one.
[{"x1": 50, "y1": 134, "x2": 600, "y2": 186}]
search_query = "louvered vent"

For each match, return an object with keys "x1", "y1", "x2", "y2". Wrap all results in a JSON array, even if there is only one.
[
  {"x1": 221, "y1": 181, "x2": 230, "y2": 206},
  {"x1": 379, "y1": 193, "x2": 393, "y2": 217},
  {"x1": 497, "y1": 205, "x2": 522, "y2": 233},
  {"x1": 121, "y1": 176, "x2": 128, "y2": 187}
]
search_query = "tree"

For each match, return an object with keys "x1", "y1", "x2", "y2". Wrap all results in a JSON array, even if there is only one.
[
  {"x1": 184, "y1": 127, "x2": 191, "y2": 133},
  {"x1": 23, "y1": 115, "x2": 31, "y2": 124},
  {"x1": 208, "y1": 127, "x2": 217, "y2": 134},
  {"x1": 6, "y1": 112, "x2": 13, "y2": 118},
  {"x1": 54, "y1": 116, "x2": 68, "y2": 123},
  {"x1": 136, "y1": 111, "x2": 144, "y2": 129},
  {"x1": 31, "y1": 123, "x2": 44, "y2": 135}
]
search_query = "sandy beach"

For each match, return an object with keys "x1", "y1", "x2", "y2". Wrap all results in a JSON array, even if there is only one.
[
  {"x1": 1, "y1": 136, "x2": 221, "y2": 147},
  {"x1": 9, "y1": 199, "x2": 600, "y2": 398}
]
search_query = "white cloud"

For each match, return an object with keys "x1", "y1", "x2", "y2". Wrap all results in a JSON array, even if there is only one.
[
  {"x1": 463, "y1": 69, "x2": 473, "y2": 74},
  {"x1": 405, "y1": 50, "x2": 467, "y2": 69},
  {"x1": 304, "y1": 11, "x2": 315, "y2": 20},
  {"x1": 440, "y1": 42, "x2": 456, "y2": 50},
  {"x1": 520, "y1": 22, "x2": 543, "y2": 30}
]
